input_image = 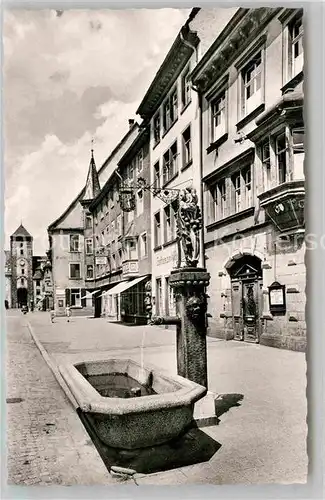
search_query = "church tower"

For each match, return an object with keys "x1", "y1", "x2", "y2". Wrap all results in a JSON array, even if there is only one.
[{"x1": 10, "y1": 224, "x2": 33, "y2": 308}]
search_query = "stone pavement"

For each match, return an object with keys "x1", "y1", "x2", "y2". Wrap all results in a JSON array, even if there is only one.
[
  {"x1": 7, "y1": 310, "x2": 308, "y2": 485},
  {"x1": 6, "y1": 313, "x2": 127, "y2": 486}
]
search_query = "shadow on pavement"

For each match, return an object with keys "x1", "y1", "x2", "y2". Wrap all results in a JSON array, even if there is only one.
[
  {"x1": 214, "y1": 393, "x2": 244, "y2": 424},
  {"x1": 78, "y1": 410, "x2": 221, "y2": 475}
]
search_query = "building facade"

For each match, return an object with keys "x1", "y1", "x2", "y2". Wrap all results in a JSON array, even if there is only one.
[
  {"x1": 48, "y1": 121, "x2": 140, "y2": 316},
  {"x1": 87, "y1": 124, "x2": 152, "y2": 324},
  {"x1": 191, "y1": 7, "x2": 305, "y2": 351},
  {"x1": 5, "y1": 224, "x2": 52, "y2": 310}
]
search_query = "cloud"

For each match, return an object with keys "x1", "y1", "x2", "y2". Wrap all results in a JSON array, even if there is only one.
[{"x1": 4, "y1": 8, "x2": 190, "y2": 253}]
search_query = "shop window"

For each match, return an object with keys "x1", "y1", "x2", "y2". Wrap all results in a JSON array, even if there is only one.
[{"x1": 70, "y1": 288, "x2": 81, "y2": 307}]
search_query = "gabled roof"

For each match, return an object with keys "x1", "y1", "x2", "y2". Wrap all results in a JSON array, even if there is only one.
[
  {"x1": 48, "y1": 122, "x2": 139, "y2": 232},
  {"x1": 11, "y1": 224, "x2": 32, "y2": 238},
  {"x1": 83, "y1": 149, "x2": 100, "y2": 201}
]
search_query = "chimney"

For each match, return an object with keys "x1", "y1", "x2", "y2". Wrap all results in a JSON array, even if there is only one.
[{"x1": 128, "y1": 119, "x2": 135, "y2": 129}]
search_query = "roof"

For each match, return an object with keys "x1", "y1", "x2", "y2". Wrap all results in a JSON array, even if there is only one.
[
  {"x1": 136, "y1": 20, "x2": 200, "y2": 119},
  {"x1": 11, "y1": 224, "x2": 32, "y2": 238},
  {"x1": 48, "y1": 122, "x2": 139, "y2": 232},
  {"x1": 83, "y1": 150, "x2": 101, "y2": 201}
]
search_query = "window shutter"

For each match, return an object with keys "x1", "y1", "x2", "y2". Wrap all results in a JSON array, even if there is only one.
[
  {"x1": 81, "y1": 289, "x2": 86, "y2": 308},
  {"x1": 65, "y1": 288, "x2": 71, "y2": 307}
]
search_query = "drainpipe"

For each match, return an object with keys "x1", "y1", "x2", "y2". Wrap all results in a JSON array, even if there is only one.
[{"x1": 180, "y1": 28, "x2": 205, "y2": 268}]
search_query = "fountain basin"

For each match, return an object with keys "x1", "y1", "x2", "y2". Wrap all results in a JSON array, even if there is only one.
[{"x1": 59, "y1": 358, "x2": 207, "y2": 450}]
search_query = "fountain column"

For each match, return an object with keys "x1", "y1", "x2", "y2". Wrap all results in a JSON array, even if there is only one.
[{"x1": 169, "y1": 268, "x2": 210, "y2": 388}]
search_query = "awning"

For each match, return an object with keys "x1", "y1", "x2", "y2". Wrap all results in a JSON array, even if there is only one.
[
  {"x1": 80, "y1": 289, "x2": 100, "y2": 299},
  {"x1": 106, "y1": 276, "x2": 148, "y2": 296}
]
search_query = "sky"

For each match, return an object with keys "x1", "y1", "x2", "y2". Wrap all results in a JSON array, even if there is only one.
[{"x1": 3, "y1": 8, "x2": 190, "y2": 254}]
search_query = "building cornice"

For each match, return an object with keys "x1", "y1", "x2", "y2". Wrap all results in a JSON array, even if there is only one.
[
  {"x1": 136, "y1": 26, "x2": 200, "y2": 119},
  {"x1": 191, "y1": 7, "x2": 281, "y2": 94}
]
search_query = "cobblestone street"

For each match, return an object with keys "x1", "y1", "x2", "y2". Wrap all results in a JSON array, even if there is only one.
[
  {"x1": 6, "y1": 312, "x2": 115, "y2": 485},
  {"x1": 6, "y1": 310, "x2": 308, "y2": 486}
]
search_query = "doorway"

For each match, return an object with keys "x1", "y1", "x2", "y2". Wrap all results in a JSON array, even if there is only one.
[
  {"x1": 229, "y1": 255, "x2": 263, "y2": 343},
  {"x1": 94, "y1": 293, "x2": 102, "y2": 318},
  {"x1": 17, "y1": 287, "x2": 28, "y2": 308}
]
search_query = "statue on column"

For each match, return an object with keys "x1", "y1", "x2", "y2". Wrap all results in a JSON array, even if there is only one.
[{"x1": 177, "y1": 188, "x2": 203, "y2": 268}]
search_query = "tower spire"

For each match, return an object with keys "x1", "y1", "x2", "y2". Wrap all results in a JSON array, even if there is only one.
[{"x1": 82, "y1": 138, "x2": 100, "y2": 201}]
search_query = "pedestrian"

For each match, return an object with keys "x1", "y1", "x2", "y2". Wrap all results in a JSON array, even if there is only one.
[
  {"x1": 4, "y1": 300, "x2": 9, "y2": 310},
  {"x1": 50, "y1": 310, "x2": 55, "y2": 323},
  {"x1": 30, "y1": 300, "x2": 34, "y2": 312},
  {"x1": 66, "y1": 305, "x2": 71, "y2": 322}
]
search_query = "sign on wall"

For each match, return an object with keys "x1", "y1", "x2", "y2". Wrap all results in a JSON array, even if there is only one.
[{"x1": 96, "y1": 257, "x2": 107, "y2": 265}]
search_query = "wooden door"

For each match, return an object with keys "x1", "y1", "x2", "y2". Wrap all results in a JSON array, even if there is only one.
[
  {"x1": 231, "y1": 280, "x2": 243, "y2": 341},
  {"x1": 242, "y1": 280, "x2": 259, "y2": 342}
]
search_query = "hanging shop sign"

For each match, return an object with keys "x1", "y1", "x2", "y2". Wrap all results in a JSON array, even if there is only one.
[
  {"x1": 268, "y1": 281, "x2": 286, "y2": 314},
  {"x1": 96, "y1": 256, "x2": 107, "y2": 265}
]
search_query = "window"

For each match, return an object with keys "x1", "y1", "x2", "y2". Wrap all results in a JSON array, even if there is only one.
[
  {"x1": 153, "y1": 162, "x2": 160, "y2": 191},
  {"x1": 242, "y1": 166, "x2": 252, "y2": 207},
  {"x1": 153, "y1": 112, "x2": 161, "y2": 146},
  {"x1": 20, "y1": 242, "x2": 23, "y2": 248},
  {"x1": 182, "y1": 125, "x2": 192, "y2": 168},
  {"x1": 21, "y1": 278, "x2": 24, "y2": 286},
  {"x1": 129, "y1": 240, "x2": 137, "y2": 260},
  {"x1": 154, "y1": 211, "x2": 161, "y2": 248},
  {"x1": 21, "y1": 268, "x2": 25, "y2": 274},
  {"x1": 216, "y1": 179, "x2": 227, "y2": 220},
  {"x1": 137, "y1": 149, "x2": 143, "y2": 173},
  {"x1": 36, "y1": 288, "x2": 40, "y2": 295},
  {"x1": 275, "y1": 133, "x2": 287, "y2": 184},
  {"x1": 181, "y1": 66, "x2": 191, "y2": 108},
  {"x1": 211, "y1": 92, "x2": 226, "y2": 142},
  {"x1": 118, "y1": 249, "x2": 122, "y2": 266},
  {"x1": 137, "y1": 189, "x2": 144, "y2": 215},
  {"x1": 70, "y1": 288, "x2": 81, "y2": 307},
  {"x1": 232, "y1": 173, "x2": 241, "y2": 213},
  {"x1": 163, "y1": 87, "x2": 178, "y2": 133},
  {"x1": 86, "y1": 265, "x2": 94, "y2": 279},
  {"x1": 163, "y1": 141, "x2": 178, "y2": 185},
  {"x1": 292, "y1": 128, "x2": 304, "y2": 179},
  {"x1": 69, "y1": 234, "x2": 80, "y2": 252},
  {"x1": 20, "y1": 249, "x2": 24, "y2": 255},
  {"x1": 85, "y1": 216, "x2": 92, "y2": 229},
  {"x1": 36, "y1": 280, "x2": 41, "y2": 287},
  {"x1": 164, "y1": 203, "x2": 177, "y2": 243},
  {"x1": 140, "y1": 233, "x2": 148, "y2": 258},
  {"x1": 111, "y1": 223, "x2": 115, "y2": 241},
  {"x1": 85, "y1": 238, "x2": 93, "y2": 254},
  {"x1": 69, "y1": 263, "x2": 81, "y2": 279},
  {"x1": 241, "y1": 51, "x2": 263, "y2": 116},
  {"x1": 261, "y1": 141, "x2": 271, "y2": 191},
  {"x1": 111, "y1": 254, "x2": 116, "y2": 270},
  {"x1": 289, "y1": 16, "x2": 304, "y2": 78}
]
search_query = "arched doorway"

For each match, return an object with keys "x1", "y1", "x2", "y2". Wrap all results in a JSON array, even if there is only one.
[
  {"x1": 17, "y1": 287, "x2": 28, "y2": 308},
  {"x1": 227, "y1": 255, "x2": 263, "y2": 343}
]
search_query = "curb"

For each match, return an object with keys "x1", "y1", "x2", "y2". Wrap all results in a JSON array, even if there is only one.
[{"x1": 26, "y1": 320, "x2": 79, "y2": 410}]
